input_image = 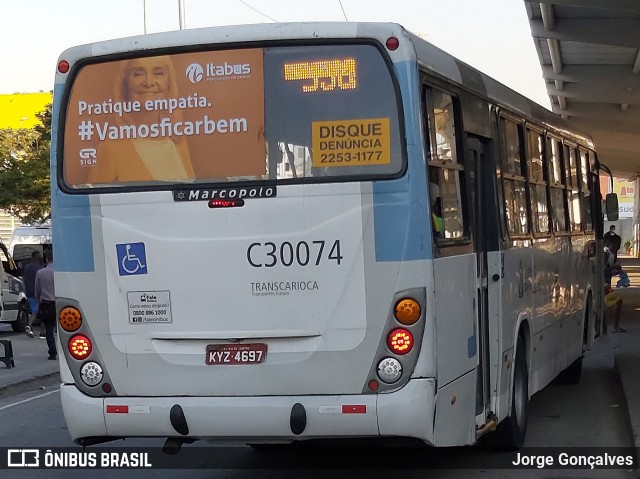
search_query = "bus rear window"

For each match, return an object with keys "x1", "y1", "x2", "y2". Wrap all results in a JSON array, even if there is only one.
[{"x1": 63, "y1": 43, "x2": 404, "y2": 190}]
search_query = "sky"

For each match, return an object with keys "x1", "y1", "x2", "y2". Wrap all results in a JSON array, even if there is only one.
[{"x1": 0, "y1": 0, "x2": 551, "y2": 108}]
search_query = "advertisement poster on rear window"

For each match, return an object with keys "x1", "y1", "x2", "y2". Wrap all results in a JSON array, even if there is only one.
[{"x1": 64, "y1": 49, "x2": 265, "y2": 187}]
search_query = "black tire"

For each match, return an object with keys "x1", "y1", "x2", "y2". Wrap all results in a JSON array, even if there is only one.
[
  {"x1": 11, "y1": 304, "x2": 28, "y2": 332},
  {"x1": 494, "y1": 335, "x2": 529, "y2": 449}
]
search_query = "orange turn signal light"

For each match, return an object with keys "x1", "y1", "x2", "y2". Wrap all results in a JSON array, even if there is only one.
[
  {"x1": 59, "y1": 306, "x2": 82, "y2": 332},
  {"x1": 394, "y1": 298, "x2": 421, "y2": 325}
]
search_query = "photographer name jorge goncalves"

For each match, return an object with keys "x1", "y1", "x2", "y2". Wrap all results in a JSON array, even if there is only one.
[{"x1": 512, "y1": 451, "x2": 634, "y2": 469}]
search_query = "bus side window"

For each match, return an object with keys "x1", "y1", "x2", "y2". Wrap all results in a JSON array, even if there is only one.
[
  {"x1": 548, "y1": 136, "x2": 568, "y2": 233},
  {"x1": 423, "y1": 87, "x2": 465, "y2": 242},
  {"x1": 499, "y1": 117, "x2": 529, "y2": 237},
  {"x1": 526, "y1": 127, "x2": 549, "y2": 235},
  {"x1": 565, "y1": 145, "x2": 582, "y2": 233},
  {"x1": 579, "y1": 149, "x2": 593, "y2": 232}
]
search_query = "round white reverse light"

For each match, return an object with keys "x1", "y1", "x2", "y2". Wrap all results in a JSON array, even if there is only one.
[
  {"x1": 377, "y1": 357, "x2": 402, "y2": 383},
  {"x1": 80, "y1": 361, "x2": 103, "y2": 386}
]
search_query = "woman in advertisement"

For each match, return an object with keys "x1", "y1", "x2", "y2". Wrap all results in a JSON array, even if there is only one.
[{"x1": 88, "y1": 56, "x2": 196, "y2": 184}]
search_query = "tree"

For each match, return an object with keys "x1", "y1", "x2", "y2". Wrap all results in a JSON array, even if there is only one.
[{"x1": 0, "y1": 103, "x2": 52, "y2": 224}]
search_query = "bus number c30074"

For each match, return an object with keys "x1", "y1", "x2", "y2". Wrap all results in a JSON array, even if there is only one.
[{"x1": 247, "y1": 240, "x2": 342, "y2": 268}]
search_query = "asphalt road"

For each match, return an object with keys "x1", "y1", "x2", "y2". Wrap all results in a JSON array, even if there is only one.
[{"x1": 0, "y1": 335, "x2": 636, "y2": 479}]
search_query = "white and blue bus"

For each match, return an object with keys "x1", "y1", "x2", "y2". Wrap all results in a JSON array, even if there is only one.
[{"x1": 52, "y1": 22, "x2": 610, "y2": 449}]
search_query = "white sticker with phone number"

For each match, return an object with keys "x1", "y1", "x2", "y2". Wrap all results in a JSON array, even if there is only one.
[{"x1": 127, "y1": 291, "x2": 172, "y2": 324}]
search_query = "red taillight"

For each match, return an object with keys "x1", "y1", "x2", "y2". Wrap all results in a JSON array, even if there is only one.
[
  {"x1": 386, "y1": 36, "x2": 400, "y2": 51},
  {"x1": 208, "y1": 199, "x2": 245, "y2": 208},
  {"x1": 58, "y1": 60, "x2": 70, "y2": 74},
  {"x1": 387, "y1": 328, "x2": 413, "y2": 355},
  {"x1": 69, "y1": 334, "x2": 92, "y2": 360}
]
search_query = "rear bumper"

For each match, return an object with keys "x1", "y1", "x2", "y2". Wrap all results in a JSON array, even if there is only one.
[{"x1": 61, "y1": 378, "x2": 436, "y2": 444}]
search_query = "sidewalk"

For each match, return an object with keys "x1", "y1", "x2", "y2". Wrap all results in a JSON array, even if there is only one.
[
  {"x1": 0, "y1": 324, "x2": 59, "y2": 391},
  {"x1": 610, "y1": 254, "x2": 640, "y2": 449}
]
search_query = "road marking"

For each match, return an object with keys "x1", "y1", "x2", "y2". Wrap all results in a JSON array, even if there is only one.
[{"x1": 0, "y1": 388, "x2": 60, "y2": 412}]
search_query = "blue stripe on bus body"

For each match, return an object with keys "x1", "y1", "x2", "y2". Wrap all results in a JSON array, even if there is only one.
[
  {"x1": 467, "y1": 334, "x2": 477, "y2": 358},
  {"x1": 51, "y1": 84, "x2": 95, "y2": 273},
  {"x1": 373, "y1": 60, "x2": 432, "y2": 262}
]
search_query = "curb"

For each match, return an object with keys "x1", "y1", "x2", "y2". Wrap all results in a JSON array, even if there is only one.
[
  {"x1": 0, "y1": 371, "x2": 60, "y2": 395},
  {"x1": 611, "y1": 354, "x2": 639, "y2": 447},
  {"x1": 609, "y1": 342, "x2": 640, "y2": 479}
]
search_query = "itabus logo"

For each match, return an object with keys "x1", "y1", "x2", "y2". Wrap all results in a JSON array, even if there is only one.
[
  {"x1": 206, "y1": 62, "x2": 251, "y2": 77},
  {"x1": 186, "y1": 63, "x2": 204, "y2": 83}
]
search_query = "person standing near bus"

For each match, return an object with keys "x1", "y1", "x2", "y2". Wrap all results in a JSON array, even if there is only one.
[
  {"x1": 604, "y1": 225, "x2": 622, "y2": 263},
  {"x1": 88, "y1": 56, "x2": 196, "y2": 184},
  {"x1": 604, "y1": 283, "x2": 625, "y2": 333},
  {"x1": 35, "y1": 249, "x2": 56, "y2": 360},
  {"x1": 23, "y1": 251, "x2": 44, "y2": 338}
]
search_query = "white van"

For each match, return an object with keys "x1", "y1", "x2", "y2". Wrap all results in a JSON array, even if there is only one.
[
  {"x1": 0, "y1": 238, "x2": 27, "y2": 331},
  {"x1": 10, "y1": 223, "x2": 52, "y2": 275}
]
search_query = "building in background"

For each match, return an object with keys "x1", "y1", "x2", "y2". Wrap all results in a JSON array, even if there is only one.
[
  {"x1": 0, "y1": 216, "x2": 22, "y2": 245},
  {"x1": 0, "y1": 92, "x2": 53, "y2": 243},
  {"x1": 601, "y1": 176, "x2": 638, "y2": 258}
]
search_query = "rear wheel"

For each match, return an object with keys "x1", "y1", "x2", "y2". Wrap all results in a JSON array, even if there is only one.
[
  {"x1": 494, "y1": 335, "x2": 528, "y2": 449},
  {"x1": 11, "y1": 304, "x2": 28, "y2": 332}
]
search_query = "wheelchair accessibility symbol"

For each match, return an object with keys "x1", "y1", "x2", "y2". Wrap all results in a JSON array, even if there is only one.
[{"x1": 116, "y1": 242, "x2": 148, "y2": 276}]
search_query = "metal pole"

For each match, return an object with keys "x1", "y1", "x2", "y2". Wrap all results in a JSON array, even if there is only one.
[
  {"x1": 143, "y1": 0, "x2": 148, "y2": 33},
  {"x1": 178, "y1": 0, "x2": 186, "y2": 30}
]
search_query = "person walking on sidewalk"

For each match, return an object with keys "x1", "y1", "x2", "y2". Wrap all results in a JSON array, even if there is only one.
[
  {"x1": 23, "y1": 251, "x2": 44, "y2": 338},
  {"x1": 34, "y1": 249, "x2": 56, "y2": 360}
]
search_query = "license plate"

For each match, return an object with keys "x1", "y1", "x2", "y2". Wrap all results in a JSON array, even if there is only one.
[{"x1": 205, "y1": 343, "x2": 267, "y2": 365}]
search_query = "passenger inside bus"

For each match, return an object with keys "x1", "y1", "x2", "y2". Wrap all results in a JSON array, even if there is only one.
[{"x1": 429, "y1": 167, "x2": 443, "y2": 238}]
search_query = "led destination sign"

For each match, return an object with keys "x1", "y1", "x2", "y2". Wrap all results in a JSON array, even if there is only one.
[{"x1": 283, "y1": 58, "x2": 357, "y2": 93}]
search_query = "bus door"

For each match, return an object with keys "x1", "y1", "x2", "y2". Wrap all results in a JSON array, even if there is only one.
[{"x1": 466, "y1": 136, "x2": 494, "y2": 426}]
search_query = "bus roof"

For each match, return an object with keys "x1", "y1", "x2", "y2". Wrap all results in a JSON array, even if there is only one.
[
  {"x1": 57, "y1": 22, "x2": 408, "y2": 65},
  {"x1": 55, "y1": 21, "x2": 592, "y2": 147}
]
